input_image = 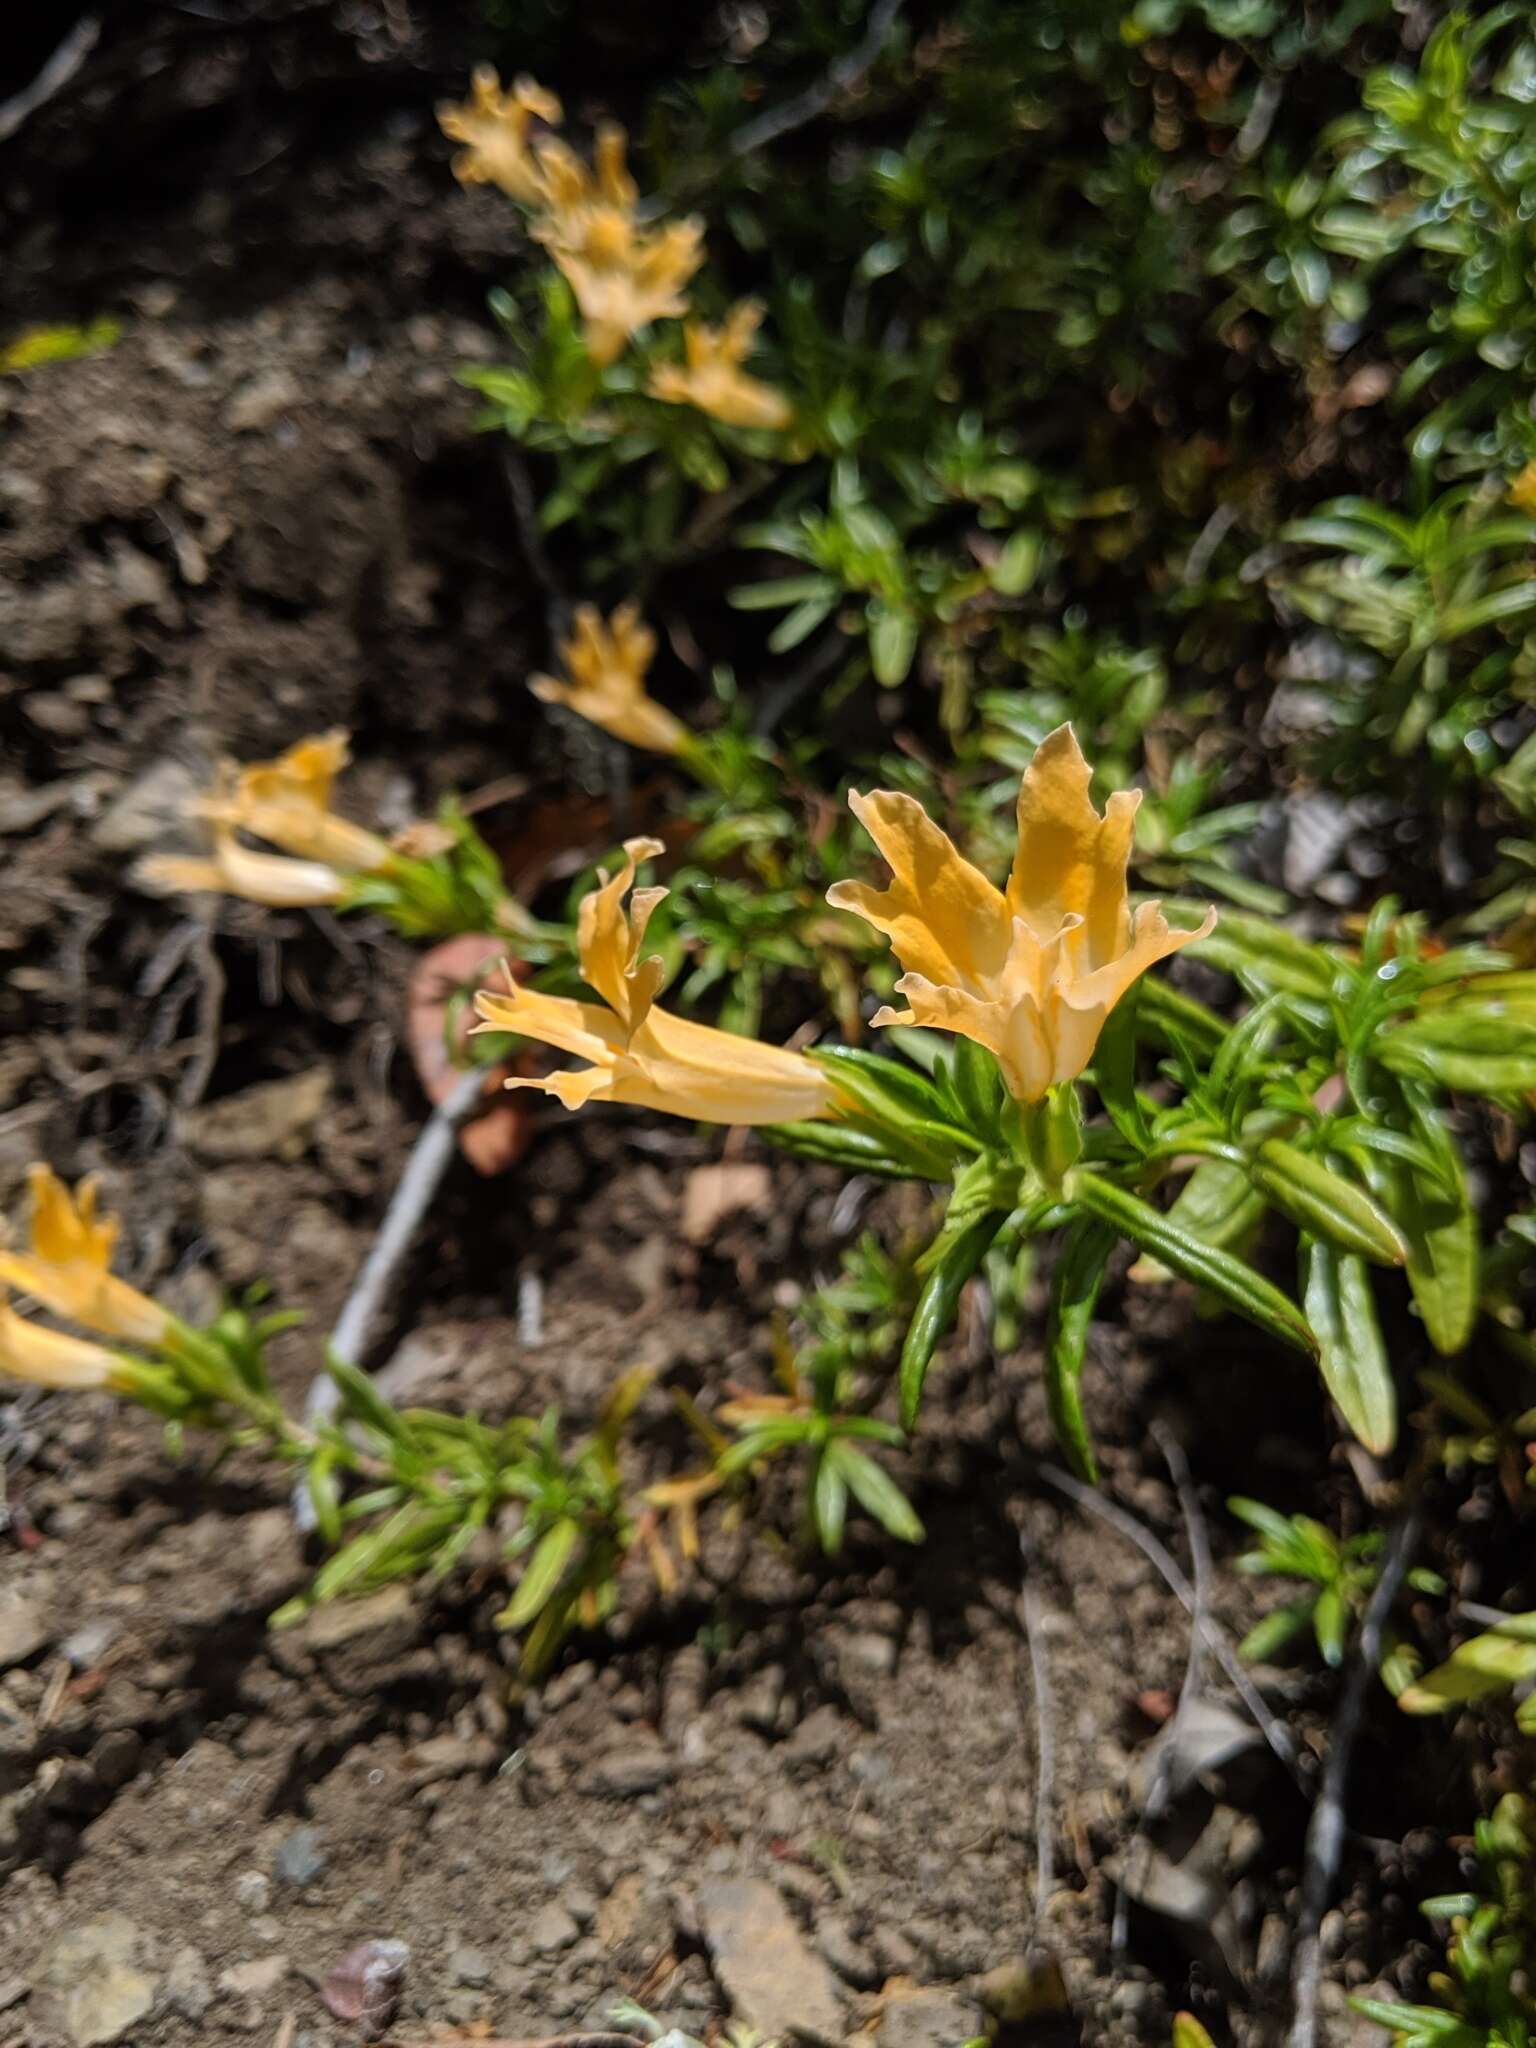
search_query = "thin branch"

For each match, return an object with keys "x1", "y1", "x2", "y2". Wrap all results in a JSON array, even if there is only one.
[
  {"x1": 1113, "y1": 1424, "x2": 1215, "y2": 1951},
  {"x1": 1017, "y1": 1521, "x2": 1058, "y2": 1922},
  {"x1": 1288, "y1": 1508, "x2": 1421, "y2": 2048},
  {"x1": 294, "y1": 1067, "x2": 487, "y2": 1524},
  {"x1": 1032, "y1": 1457, "x2": 1304, "y2": 1787},
  {"x1": 727, "y1": 0, "x2": 904, "y2": 159},
  {"x1": 0, "y1": 15, "x2": 100, "y2": 145}
]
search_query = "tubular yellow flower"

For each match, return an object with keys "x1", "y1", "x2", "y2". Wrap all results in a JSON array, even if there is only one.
[
  {"x1": 473, "y1": 838, "x2": 839, "y2": 1126},
  {"x1": 139, "y1": 826, "x2": 351, "y2": 909},
  {"x1": 437, "y1": 67, "x2": 563, "y2": 204},
  {"x1": 0, "y1": 1166, "x2": 170, "y2": 1348},
  {"x1": 828, "y1": 725, "x2": 1216, "y2": 1103},
  {"x1": 0, "y1": 1299, "x2": 122, "y2": 1390},
  {"x1": 648, "y1": 301, "x2": 793, "y2": 432},
  {"x1": 530, "y1": 603, "x2": 688, "y2": 757},
  {"x1": 211, "y1": 731, "x2": 393, "y2": 872},
  {"x1": 1510, "y1": 461, "x2": 1536, "y2": 516},
  {"x1": 532, "y1": 127, "x2": 703, "y2": 366}
]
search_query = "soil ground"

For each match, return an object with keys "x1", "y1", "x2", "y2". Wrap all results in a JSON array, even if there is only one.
[{"x1": 0, "y1": 9, "x2": 1474, "y2": 2046}]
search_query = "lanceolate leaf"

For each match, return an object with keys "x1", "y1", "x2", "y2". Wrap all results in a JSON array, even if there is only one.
[
  {"x1": 1252, "y1": 1141, "x2": 1407, "y2": 1267},
  {"x1": 499, "y1": 1517, "x2": 581, "y2": 1630},
  {"x1": 1397, "y1": 1613, "x2": 1536, "y2": 1715},
  {"x1": 1302, "y1": 1238, "x2": 1396, "y2": 1455},
  {"x1": 899, "y1": 1211, "x2": 1007, "y2": 1430},
  {"x1": 1044, "y1": 1218, "x2": 1117, "y2": 1481},
  {"x1": 1074, "y1": 1173, "x2": 1316, "y2": 1356},
  {"x1": 1365, "y1": 1087, "x2": 1478, "y2": 1355}
]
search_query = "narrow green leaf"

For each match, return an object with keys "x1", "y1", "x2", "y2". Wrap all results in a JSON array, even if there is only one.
[
  {"x1": 813, "y1": 1451, "x2": 848, "y2": 1555},
  {"x1": 1365, "y1": 1093, "x2": 1477, "y2": 1355},
  {"x1": 1303, "y1": 1239, "x2": 1396, "y2": 1455},
  {"x1": 899, "y1": 1211, "x2": 1007, "y2": 1429},
  {"x1": 1044, "y1": 1219, "x2": 1116, "y2": 1481},
  {"x1": 500, "y1": 1518, "x2": 582, "y2": 1630},
  {"x1": 830, "y1": 1441, "x2": 925, "y2": 1543},
  {"x1": 326, "y1": 1352, "x2": 411, "y2": 1445},
  {"x1": 1397, "y1": 1615, "x2": 1536, "y2": 1714},
  {"x1": 1074, "y1": 1173, "x2": 1316, "y2": 1356},
  {"x1": 1252, "y1": 1141, "x2": 1407, "y2": 1267}
]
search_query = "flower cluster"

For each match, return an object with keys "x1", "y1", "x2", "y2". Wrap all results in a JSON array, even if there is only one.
[{"x1": 437, "y1": 70, "x2": 791, "y2": 422}]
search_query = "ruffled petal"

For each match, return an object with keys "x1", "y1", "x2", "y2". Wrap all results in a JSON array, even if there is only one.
[
  {"x1": 1006, "y1": 724, "x2": 1140, "y2": 967},
  {"x1": 829, "y1": 789, "x2": 1010, "y2": 991}
]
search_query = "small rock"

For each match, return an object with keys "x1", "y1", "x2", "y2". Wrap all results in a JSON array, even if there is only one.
[
  {"x1": 86, "y1": 1730, "x2": 141, "y2": 1791},
  {"x1": 817, "y1": 1913, "x2": 880, "y2": 1990},
  {"x1": 187, "y1": 1069, "x2": 331, "y2": 1164},
  {"x1": 24, "y1": 692, "x2": 89, "y2": 739},
  {"x1": 224, "y1": 369, "x2": 302, "y2": 433},
  {"x1": 974, "y1": 1951, "x2": 1071, "y2": 2023},
  {"x1": 783, "y1": 1703, "x2": 844, "y2": 1769},
  {"x1": 218, "y1": 1956, "x2": 289, "y2": 1997},
  {"x1": 60, "y1": 1619, "x2": 118, "y2": 1670},
  {"x1": 580, "y1": 1744, "x2": 675, "y2": 1799},
  {"x1": 877, "y1": 1987, "x2": 984, "y2": 2048},
  {"x1": 273, "y1": 1824, "x2": 327, "y2": 1889},
  {"x1": 698, "y1": 1877, "x2": 844, "y2": 2046},
  {"x1": 529, "y1": 1903, "x2": 580, "y2": 1955},
  {"x1": 319, "y1": 1939, "x2": 409, "y2": 2036},
  {"x1": 446, "y1": 1943, "x2": 492, "y2": 1987},
  {"x1": 734, "y1": 1665, "x2": 785, "y2": 1734},
  {"x1": 0, "y1": 1978, "x2": 26, "y2": 2013},
  {"x1": 93, "y1": 759, "x2": 202, "y2": 855},
  {"x1": 163, "y1": 1945, "x2": 213, "y2": 2022},
  {"x1": 235, "y1": 1870, "x2": 271, "y2": 1913},
  {"x1": 0, "y1": 1603, "x2": 49, "y2": 1670},
  {"x1": 30, "y1": 1914, "x2": 157, "y2": 2046},
  {"x1": 298, "y1": 1583, "x2": 415, "y2": 1653}
]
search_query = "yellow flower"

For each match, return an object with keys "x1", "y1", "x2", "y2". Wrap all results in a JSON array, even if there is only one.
[
  {"x1": 437, "y1": 67, "x2": 563, "y2": 204},
  {"x1": 0, "y1": 1298, "x2": 123, "y2": 1390},
  {"x1": 532, "y1": 127, "x2": 703, "y2": 366},
  {"x1": 1510, "y1": 461, "x2": 1536, "y2": 516},
  {"x1": 827, "y1": 725, "x2": 1216, "y2": 1103},
  {"x1": 530, "y1": 603, "x2": 688, "y2": 757},
  {"x1": 138, "y1": 732, "x2": 391, "y2": 907},
  {"x1": 648, "y1": 301, "x2": 793, "y2": 431},
  {"x1": 0, "y1": 1167, "x2": 169, "y2": 1348},
  {"x1": 473, "y1": 838, "x2": 839, "y2": 1126}
]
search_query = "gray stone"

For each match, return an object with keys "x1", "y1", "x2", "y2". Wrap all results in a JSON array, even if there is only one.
[
  {"x1": 86, "y1": 1731, "x2": 141, "y2": 1791},
  {"x1": 580, "y1": 1744, "x2": 675, "y2": 1799},
  {"x1": 223, "y1": 370, "x2": 302, "y2": 433},
  {"x1": 877, "y1": 1988, "x2": 984, "y2": 2048},
  {"x1": 187, "y1": 1068, "x2": 331, "y2": 1163},
  {"x1": 783, "y1": 1703, "x2": 844, "y2": 1769},
  {"x1": 163, "y1": 1946, "x2": 213, "y2": 2022},
  {"x1": 30, "y1": 1915, "x2": 157, "y2": 2046},
  {"x1": 273, "y1": 1823, "x2": 327, "y2": 1889},
  {"x1": 446, "y1": 1944, "x2": 492, "y2": 1986},
  {"x1": 698, "y1": 1877, "x2": 844, "y2": 2046},
  {"x1": 529, "y1": 1902, "x2": 580, "y2": 1955},
  {"x1": 235, "y1": 1870, "x2": 271, "y2": 1913},
  {"x1": 0, "y1": 1603, "x2": 49, "y2": 1671}
]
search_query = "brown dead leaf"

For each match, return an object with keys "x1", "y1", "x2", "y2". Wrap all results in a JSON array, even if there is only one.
[
  {"x1": 405, "y1": 934, "x2": 530, "y2": 1177},
  {"x1": 682, "y1": 1161, "x2": 772, "y2": 1243}
]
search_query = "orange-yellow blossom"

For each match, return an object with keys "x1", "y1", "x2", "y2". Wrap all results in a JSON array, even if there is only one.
[
  {"x1": 473, "y1": 838, "x2": 838, "y2": 1126},
  {"x1": 139, "y1": 732, "x2": 391, "y2": 907},
  {"x1": 1510, "y1": 461, "x2": 1536, "y2": 516},
  {"x1": 437, "y1": 68, "x2": 563, "y2": 204},
  {"x1": 0, "y1": 1166, "x2": 170, "y2": 1348},
  {"x1": 828, "y1": 725, "x2": 1216, "y2": 1103},
  {"x1": 649, "y1": 302, "x2": 793, "y2": 431},
  {"x1": 530, "y1": 603, "x2": 688, "y2": 757},
  {"x1": 533, "y1": 127, "x2": 702, "y2": 365},
  {"x1": 0, "y1": 1297, "x2": 123, "y2": 1390}
]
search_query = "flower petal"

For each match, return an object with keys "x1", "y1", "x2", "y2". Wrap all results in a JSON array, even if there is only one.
[
  {"x1": 1061, "y1": 899, "x2": 1217, "y2": 1019},
  {"x1": 576, "y1": 837, "x2": 668, "y2": 1027},
  {"x1": 829, "y1": 790, "x2": 1010, "y2": 992},
  {"x1": 0, "y1": 1305, "x2": 118, "y2": 1389},
  {"x1": 1006, "y1": 724, "x2": 1140, "y2": 967}
]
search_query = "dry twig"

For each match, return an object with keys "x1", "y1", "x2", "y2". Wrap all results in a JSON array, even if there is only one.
[{"x1": 1288, "y1": 1507, "x2": 1421, "y2": 2048}]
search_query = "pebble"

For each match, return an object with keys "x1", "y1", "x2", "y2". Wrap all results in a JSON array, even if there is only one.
[
  {"x1": 447, "y1": 1944, "x2": 492, "y2": 1987},
  {"x1": 580, "y1": 1743, "x2": 675, "y2": 1799},
  {"x1": 783, "y1": 1703, "x2": 844, "y2": 1769},
  {"x1": 30, "y1": 1915, "x2": 157, "y2": 2046},
  {"x1": 876, "y1": 1987, "x2": 985, "y2": 2048},
  {"x1": 85, "y1": 1730, "x2": 141, "y2": 1791},
  {"x1": 91, "y1": 759, "x2": 201, "y2": 855},
  {"x1": 273, "y1": 1824, "x2": 327, "y2": 1889},
  {"x1": 0, "y1": 1603, "x2": 50, "y2": 1671},
  {"x1": 163, "y1": 1946, "x2": 213, "y2": 2021},
  {"x1": 223, "y1": 369, "x2": 302, "y2": 433},
  {"x1": 60, "y1": 1620, "x2": 118, "y2": 1671},
  {"x1": 235, "y1": 1870, "x2": 271, "y2": 1913},
  {"x1": 697, "y1": 1877, "x2": 844, "y2": 2047},
  {"x1": 218, "y1": 1956, "x2": 289, "y2": 1997},
  {"x1": 528, "y1": 1902, "x2": 580, "y2": 1954}
]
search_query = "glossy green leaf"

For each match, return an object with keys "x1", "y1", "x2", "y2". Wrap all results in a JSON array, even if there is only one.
[
  {"x1": 1044, "y1": 1218, "x2": 1116, "y2": 1481},
  {"x1": 899, "y1": 1211, "x2": 1007, "y2": 1429},
  {"x1": 1303, "y1": 1239, "x2": 1396, "y2": 1455},
  {"x1": 1253, "y1": 1141, "x2": 1408, "y2": 1267}
]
